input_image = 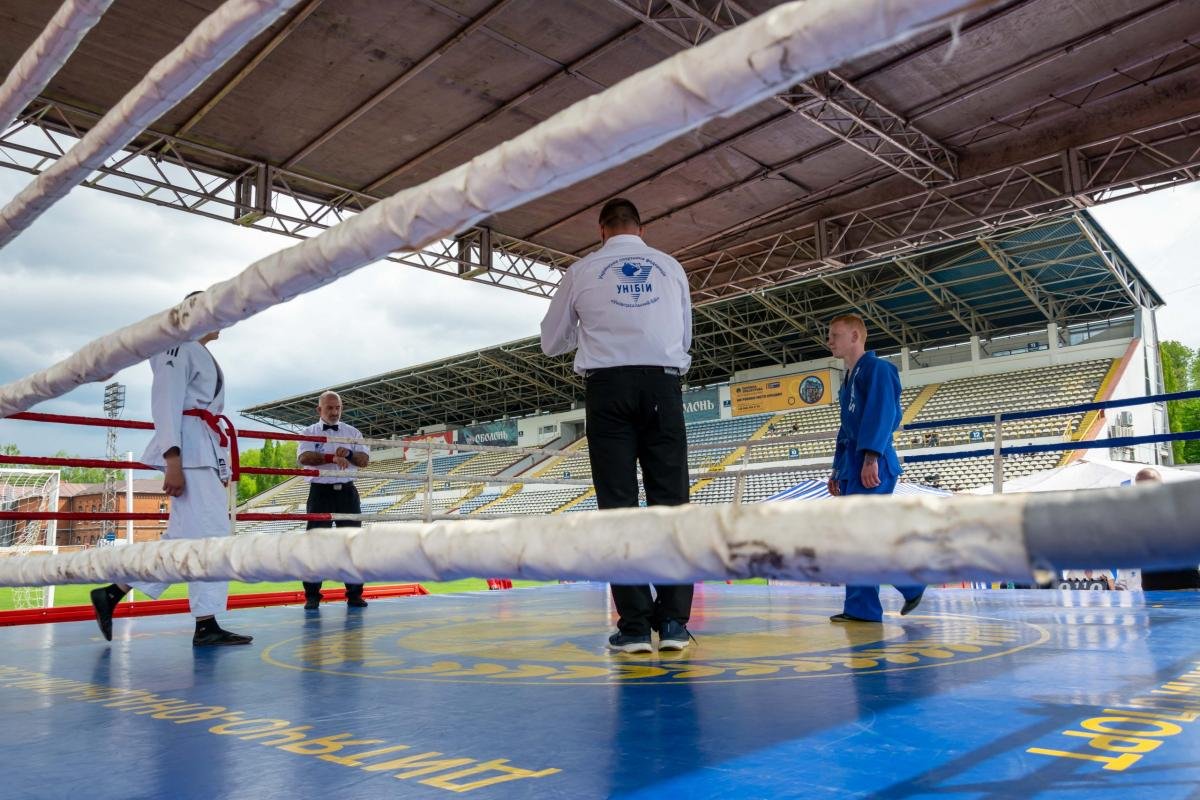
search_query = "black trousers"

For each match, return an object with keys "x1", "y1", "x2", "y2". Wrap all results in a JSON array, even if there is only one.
[
  {"x1": 1142, "y1": 569, "x2": 1200, "y2": 590},
  {"x1": 304, "y1": 482, "x2": 364, "y2": 600},
  {"x1": 586, "y1": 366, "x2": 693, "y2": 636}
]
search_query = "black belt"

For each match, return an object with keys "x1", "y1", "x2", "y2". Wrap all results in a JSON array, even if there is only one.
[
  {"x1": 583, "y1": 365, "x2": 684, "y2": 378},
  {"x1": 312, "y1": 482, "x2": 354, "y2": 491}
]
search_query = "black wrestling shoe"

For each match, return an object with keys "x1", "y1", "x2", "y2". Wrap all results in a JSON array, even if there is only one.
[
  {"x1": 303, "y1": 596, "x2": 321, "y2": 611},
  {"x1": 346, "y1": 596, "x2": 368, "y2": 609},
  {"x1": 900, "y1": 591, "x2": 925, "y2": 616},
  {"x1": 829, "y1": 613, "x2": 880, "y2": 624},
  {"x1": 90, "y1": 586, "x2": 117, "y2": 641},
  {"x1": 193, "y1": 628, "x2": 254, "y2": 647}
]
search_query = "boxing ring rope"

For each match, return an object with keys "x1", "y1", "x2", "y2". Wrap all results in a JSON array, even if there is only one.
[
  {"x1": 899, "y1": 389, "x2": 1200, "y2": 431},
  {"x1": 5, "y1": 389, "x2": 1198, "y2": 525},
  {"x1": 1, "y1": 388, "x2": 1197, "y2": 588},
  {"x1": 0, "y1": 0, "x2": 302, "y2": 249},
  {"x1": 0, "y1": 481, "x2": 1196, "y2": 588},
  {"x1": 0, "y1": 0, "x2": 115, "y2": 133},
  {"x1": 0, "y1": 0, "x2": 994, "y2": 417}
]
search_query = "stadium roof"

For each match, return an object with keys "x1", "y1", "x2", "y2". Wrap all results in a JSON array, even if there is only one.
[
  {"x1": 242, "y1": 211, "x2": 1163, "y2": 436},
  {"x1": 2, "y1": 0, "x2": 1199, "y2": 302}
]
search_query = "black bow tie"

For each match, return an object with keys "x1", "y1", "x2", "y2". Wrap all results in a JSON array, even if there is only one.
[{"x1": 323, "y1": 423, "x2": 339, "y2": 431}]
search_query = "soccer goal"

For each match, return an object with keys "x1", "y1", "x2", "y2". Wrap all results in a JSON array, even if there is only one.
[{"x1": 0, "y1": 468, "x2": 60, "y2": 609}]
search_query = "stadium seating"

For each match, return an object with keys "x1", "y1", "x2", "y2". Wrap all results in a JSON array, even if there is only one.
[
  {"x1": 687, "y1": 414, "x2": 772, "y2": 469},
  {"x1": 450, "y1": 491, "x2": 502, "y2": 515},
  {"x1": 259, "y1": 480, "x2": 309, "y2": 508},
  {"x1": 236, "y1": 357, "x2": 1115, "y2": 521},
  {"x1": 907, "y1": 451, "x2": 1062, "y2": 493},
  {"x1": 376, "y1": 493, "x2": 466, "y2": 519},
  {"x1": 454, "y1": 449, "x2": 527, "y2": 477},
  {"x1": 473, "y1": 486, "x2": 589, "y2": 516},
  {"x1": 690, "y1": 469, "x2": 829, "y2": 505},
  {"x1": 531, "y1": 439, "x2": 592, "y2": 480},
  {"x1": 902, "y1": 359, "x2": 1110, "y2": 448}
]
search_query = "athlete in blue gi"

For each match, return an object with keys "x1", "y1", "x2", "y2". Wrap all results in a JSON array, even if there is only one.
[{"x1": 826, "y1": 314, "x2": 924, "y2": 623}]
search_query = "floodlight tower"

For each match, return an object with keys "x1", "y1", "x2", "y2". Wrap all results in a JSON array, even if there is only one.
[{"x1": 101, "y1": 382, "x2": 126, "y2": 542}]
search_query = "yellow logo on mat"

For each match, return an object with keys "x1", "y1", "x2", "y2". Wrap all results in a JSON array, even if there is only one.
[{"x1": 263, "y1": 609, "x2": 1047, "y2": 685}]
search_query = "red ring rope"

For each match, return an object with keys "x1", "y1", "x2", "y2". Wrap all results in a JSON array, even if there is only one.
[{"x1": 0, "y1": 511, "x2": 334, "y2": 522}]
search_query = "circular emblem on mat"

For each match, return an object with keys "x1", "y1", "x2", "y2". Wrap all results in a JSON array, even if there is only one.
[{"x1": 262, "y1": 608, "x2": 1047, "y2": 685}]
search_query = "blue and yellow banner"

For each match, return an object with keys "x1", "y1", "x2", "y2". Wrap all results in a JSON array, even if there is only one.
[{"x1": 730, "y1": 370, "x2": 831, "y2": 416}]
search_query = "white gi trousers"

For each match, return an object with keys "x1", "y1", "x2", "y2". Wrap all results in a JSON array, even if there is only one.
[{"x1": 132, "y1": 466, "x2": 230, "y2": 618}]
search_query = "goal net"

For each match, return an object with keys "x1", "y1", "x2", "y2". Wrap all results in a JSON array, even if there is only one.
[{"x1": 0, "y1": 468, "x2": 60, "y2": 609}]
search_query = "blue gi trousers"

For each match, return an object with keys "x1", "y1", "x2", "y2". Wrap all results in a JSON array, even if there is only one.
[{"x1": 838, "y1": 475, "x2": 924, "y2": 622}]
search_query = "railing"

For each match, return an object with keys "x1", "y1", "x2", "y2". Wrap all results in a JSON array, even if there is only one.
[{"x1": 6, "y1": 388, "x2": 1199, "y2": 526}]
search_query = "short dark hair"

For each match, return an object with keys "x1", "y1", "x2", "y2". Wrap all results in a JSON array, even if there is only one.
[
  {"x1": 1135, "y1": 467, "x2": 1162, "y2": 484},
  {"x1": 598, "y1": 198, "x2": 641, "y2": 229}
]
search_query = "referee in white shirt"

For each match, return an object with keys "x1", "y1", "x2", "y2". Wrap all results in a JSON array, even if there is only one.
[
  {"x1": 540, "y1": 197, "x2": 694, "y2": 654},
  {"x1": 296, "y1": 391, "x2": 370, "y2": 610}
]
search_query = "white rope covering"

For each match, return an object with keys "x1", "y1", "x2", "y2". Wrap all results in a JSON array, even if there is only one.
[
  {"x1": 0, "y1": 0, "x2": 115, "y2": 133},
  {"x1": 1, "y1": 483, "x2": 1196, "y2": 587},
  {"x1": 0, "y1": 0, "x2": 994, "y2": 417},
  {"x1": 0, "y1": 0, "x2": 301, "y2": 250}
]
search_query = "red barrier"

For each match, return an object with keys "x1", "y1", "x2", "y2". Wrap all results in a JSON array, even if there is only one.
[
  {"x1": 0, "y1": 511, "x2": 333, "y2": 522},
  {"x1": 239, "y1": 428, "x2": 327, "y2": 443},
  {"x1": 0, "y1": 511, "x2": 168, "y2": 521},
  {"x1": 0, "y1": 454, "x2": 156, "y2": 471},
  {"x1": 0, "y1": 454, "x2": 316, "y2": 478},
  {"x1": 8, "y1": 411, "x2": 154, "y2": 431},
  {"x1": 7, "y1": 410, "x2": 333, "y2": 443},
  {"x1": 0, "y1": 583, "x2": 428, "y2": 626}
]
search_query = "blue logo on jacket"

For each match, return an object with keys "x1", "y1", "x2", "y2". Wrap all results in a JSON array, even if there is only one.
[{"x1": 602, "y1": 257, "x2": 663, "y2": 308}]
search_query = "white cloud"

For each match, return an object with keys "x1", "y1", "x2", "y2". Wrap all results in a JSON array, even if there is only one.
[
  {"x1": 1091, "y1": 182, "x2": 1200, "y2": 351},
  {"x1": 0, "y1": 170, "x2": 546, "y2": 458}
]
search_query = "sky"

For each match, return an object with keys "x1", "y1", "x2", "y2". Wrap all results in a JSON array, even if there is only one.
[{"x1": 0, "y1": 171, "x2": 1198, "y2": 466}]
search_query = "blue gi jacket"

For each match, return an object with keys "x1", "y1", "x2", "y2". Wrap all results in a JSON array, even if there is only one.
[{"x1": 832, "y1": 351, "x2": 903, "y2": 482}]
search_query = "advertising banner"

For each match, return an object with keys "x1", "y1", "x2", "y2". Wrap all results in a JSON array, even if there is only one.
[
  {"x1": 681, "y1": 387, "x2": 720, "y2": 424},
  {"x1": 457, "y1": 420, "x2": 518, "y2": 447},
  {"x1": 402, "y1": 431, "x2": 455, "y2": 460},
  {"x1": 730, "y1": 370, "x2": 831, "y2": 417}
]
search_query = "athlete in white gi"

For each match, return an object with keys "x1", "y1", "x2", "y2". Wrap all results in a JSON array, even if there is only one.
[{"x1": 90, "y1": 308, "x2": 253, "y2": 646}]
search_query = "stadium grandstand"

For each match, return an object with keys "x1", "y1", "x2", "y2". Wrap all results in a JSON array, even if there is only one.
[
  {"x1": 240, "y1": 210, "x2": 1168, "y2": 522},
  {"x1": 3, "y1": 1, "x2": 1200, "y2": 797}
]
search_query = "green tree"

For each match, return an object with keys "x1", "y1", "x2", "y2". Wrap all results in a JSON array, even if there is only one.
[
  {"x1": 1160, "y1": 340, "x2": 1200, "y2": 464},
  {"x1": 1, "y1": 444, "x2": 110, "y2": 483},
  {"x1": 236, "y1": 440, "x2": 300, "y2": 502},
  {"x1": 53, "y1": 450, "x2": 109, "y2": 484}
]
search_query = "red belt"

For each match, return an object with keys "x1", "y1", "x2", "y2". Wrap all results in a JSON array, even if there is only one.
[{"x1": 183, "y1": 408, "x2": 240, "y2": 480}]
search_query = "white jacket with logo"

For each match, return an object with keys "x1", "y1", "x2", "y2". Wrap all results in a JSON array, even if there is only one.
[
  {"x1": 539, "y1": 234, "x2": 692, "y2": 374},
  {"x1": 140, "y1": 341, "x2": 228, "y2": 475}
]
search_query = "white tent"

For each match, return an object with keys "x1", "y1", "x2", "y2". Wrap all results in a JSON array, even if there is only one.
[{"x1": 968, "y1": 457, "x2": 1199, "y2": 495}]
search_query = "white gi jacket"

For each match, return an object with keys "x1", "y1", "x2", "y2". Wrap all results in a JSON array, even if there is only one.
[{"x1": 140, "y1": 341, "x2": 229, "y2": 479}]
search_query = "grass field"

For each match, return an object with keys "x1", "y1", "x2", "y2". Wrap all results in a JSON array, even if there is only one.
[
  {"x1": 0, "y1": 579, "x2": 555, "y2": 611},
  {"x1": 0, "y1": 579, "x2": 767, "y2": 611}
]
